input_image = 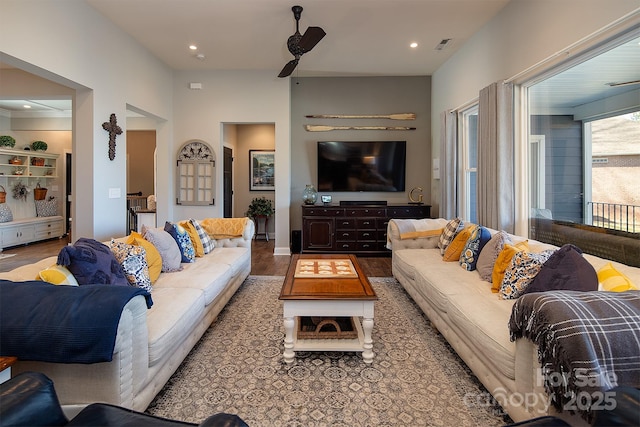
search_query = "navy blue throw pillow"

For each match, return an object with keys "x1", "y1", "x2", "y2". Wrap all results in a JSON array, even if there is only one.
[
  {"x1": 524, "y1": 244, "x2": 597, "y2": 294},
  {"x1": 57, "y1": 238, "x2": 128, "y2": 286}
]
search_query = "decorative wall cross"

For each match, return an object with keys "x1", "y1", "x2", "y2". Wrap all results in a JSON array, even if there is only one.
[{"x1": 102, "y1": 113, "x2": 122, "y2": 161}]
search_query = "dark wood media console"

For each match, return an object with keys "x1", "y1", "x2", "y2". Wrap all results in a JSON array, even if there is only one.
[{"x1": 301, "y1": 204, "x2": 431, "y2": 255}]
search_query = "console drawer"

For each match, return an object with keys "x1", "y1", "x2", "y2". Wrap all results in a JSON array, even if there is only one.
[
  {"x1": 357, "y1": 230, "x2": 376, "y2": 240},
  {"x1": 336, "y1": 230, "x2": 356, "y2": 241},
  {"x1": 336, "y1": 218, "x2": 356, "y2": 229}
]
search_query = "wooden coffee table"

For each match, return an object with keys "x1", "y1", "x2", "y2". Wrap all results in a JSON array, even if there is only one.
[{"x1": 279, "y1": 254, "x2": 378, "y2": 364}]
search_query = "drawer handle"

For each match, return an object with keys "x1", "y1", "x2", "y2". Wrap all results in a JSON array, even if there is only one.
[
  {"x1": 342, "y1": 244, "x2": 349, "y2": 248},
  {"x1": 342, "y1": 221, "x2": 349, "y2": 225},
  {"x1": 363, "y1": 221, "x2": 370, "y2": 225},
  {"x1": 363, "y1": 233, "x2": 370, "y2": 237},
  {"x1": 362, "y1": 244, "x2": 370, "y2": 248},
  {"x1": 342, "y1": 233, "x2": 349, "y2": 237}
]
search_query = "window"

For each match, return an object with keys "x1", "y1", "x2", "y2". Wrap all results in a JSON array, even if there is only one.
[
  {"x1": 459, "y1": 105, "x2": 478, "y2": 223},
  {"x1": 525, "y1": 32, "x2": 640, "y2": 237}
]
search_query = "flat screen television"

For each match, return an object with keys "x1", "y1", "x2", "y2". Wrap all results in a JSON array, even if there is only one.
[{"x1": 317, "y1": 141, "x2": 406, "y2": 192}]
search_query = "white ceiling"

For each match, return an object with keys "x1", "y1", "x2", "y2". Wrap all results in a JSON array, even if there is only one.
[{"x1": 85, "y1": 0, "x2": 512, "y2": 76}]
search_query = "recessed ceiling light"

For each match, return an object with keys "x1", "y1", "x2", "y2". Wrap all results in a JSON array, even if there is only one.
[
  {"x1": 23, "y1": 105, "x2": 31, "y2": 109},
  {"x1": 189, "y1": 45, "x2": 198, "y2": 50},
  {"x1": 410, "y1": 42, "x2": 418, "y2": 48}
]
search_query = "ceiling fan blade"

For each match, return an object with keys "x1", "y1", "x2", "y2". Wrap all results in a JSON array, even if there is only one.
[
  {"x1": 278, "y1": 59, "x2": 299, "y2": 78},
  {"x1": 298, "y1": 26, "x2": 326, "y2": 52}
]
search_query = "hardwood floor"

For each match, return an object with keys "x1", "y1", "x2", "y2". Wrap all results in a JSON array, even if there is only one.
[{"x1": 0, "y1": 237, "x2": 393, "y2": 277}]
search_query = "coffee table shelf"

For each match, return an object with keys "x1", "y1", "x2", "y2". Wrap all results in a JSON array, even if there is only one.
[{"x1": 292, "y1": 316, "x2": 365, "y2": 352}]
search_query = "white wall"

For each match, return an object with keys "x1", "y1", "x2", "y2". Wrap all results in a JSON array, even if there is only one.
[
  {"x1": 171, "y1": 70, "x2": 290, "y2": 253},
  {"x1": 1, "y1": 0, "x2": 173, "y2": 240},
  {"x1": 431, "y1": 0, "x2": 640, "y2": 217}
]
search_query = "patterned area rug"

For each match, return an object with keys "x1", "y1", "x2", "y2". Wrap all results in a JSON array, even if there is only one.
[{"x1": 147, "y1": 276, "x2": 509, "y2": 426}]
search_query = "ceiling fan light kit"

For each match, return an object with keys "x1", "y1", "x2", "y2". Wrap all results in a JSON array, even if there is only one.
[{"x1": 278, "y1": 5, "x2": 326, "y2": 78}]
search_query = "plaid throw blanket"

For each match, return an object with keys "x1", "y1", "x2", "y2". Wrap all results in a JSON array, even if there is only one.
[{"x1": 509, "y1": 290, "x2": 640, "y2": 422}]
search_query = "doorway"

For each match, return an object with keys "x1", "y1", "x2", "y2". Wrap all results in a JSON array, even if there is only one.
[
  {"x1": 224, "y1": 146, "x2": 233, "y2": 218},
  {"x1": 65, "y1": 152, "x2": 72, "y2": 238},
  {"x1": 126, "y1": 129, "x2": 156, "y2": 233}
]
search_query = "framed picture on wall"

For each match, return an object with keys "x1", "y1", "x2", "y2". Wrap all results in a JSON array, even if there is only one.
[{"x1": 249, "y1": 150, "x2": 275, "y2": 191}]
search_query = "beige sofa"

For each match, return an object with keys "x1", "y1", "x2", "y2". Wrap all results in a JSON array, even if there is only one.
[
  {"x1": 0, "y1": 218, "x2": 254, "y2": 417},
  {"x1": 388, "y1": 218, "x2": 640, "y2": 424}
]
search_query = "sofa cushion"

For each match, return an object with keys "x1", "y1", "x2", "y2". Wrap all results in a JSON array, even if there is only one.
[
  {"x1": 153, "y1": 256, "x2": 234, "y2": 306},
  {"x1": 205, "y1": 247, "x2": 252, "y2": 277},
  {"x1": 459, "y1": 225, "x2": 491, "y2": 271},
  {"x1": 164, "y1": 222, "x2": 196, "y2": 263},
  {"x1": 443, "y1": 225, "x2": 474, "y2": 262},
  {"x1": 525, "y1": 244, "x2": 597, "y2": 294},
  {"x1": 476, "y1": 231, "x2": 512, "y2": 282},
  {"x1": 597, "y1": 262, "x2": 638, "y2": 292},
  {"x1": 412, "y1": 249, "x2": 482, "y2": 313},
  {"x1": 438, "y1": 217, "x2": 464, "y2": 255},
  {"x1": 57, "y1": 238, "x2": 129, "y2": 286},
  {"x1": 145, "y1": 287, "x2": 205, "y2": 366},
  {"x1": 491, "y1": 241, "x2": 529, "y2": 292},
  {"x1": 447, "y1": 293, "x2": 517, "y2": 380},
  {"x1": 499, "y1": 250, "x2": 555, "y2": 299},
  {"x1": 142, "y1": 226, "x2": 182, "y2": 272}
]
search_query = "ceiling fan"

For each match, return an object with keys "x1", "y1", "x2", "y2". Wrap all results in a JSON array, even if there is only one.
[{"x1": 278, "y1": 5, "x2": 326, "y2": 78}]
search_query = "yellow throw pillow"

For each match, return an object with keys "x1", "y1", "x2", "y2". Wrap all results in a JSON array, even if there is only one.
[
  {"x1": 442, "y1": 225, "x2": 474, "y2": 262},
  {"x1": 38, "y1": 264, "x2": 79, "y2": 286},
  {"x1": 127, "y1": 232, "x2": 162, "y2": 283},
  {"x1": 179, "y1": 220, "x2": 204, "y2": 257},
  {"x1": 597, "y1": 262, "x2": 638, "y2": 292},
  {"x1": 491, "y1": 240, "x2": 529, "y2": 292}
]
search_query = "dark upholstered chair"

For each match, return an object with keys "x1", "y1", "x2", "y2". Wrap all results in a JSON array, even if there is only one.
[
  {"x1": 0, "y1": 372, "x2": 248, "y2": 427},
  {"x1": 503, "y1": 386, "x2": 640, "y2": 427}
]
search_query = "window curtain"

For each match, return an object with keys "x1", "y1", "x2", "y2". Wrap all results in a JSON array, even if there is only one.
[
  {"x1": 440, "y1": 110, "x2": 458, "y2": 219},
  {"x1": 477, "y1": 80, "x2": 515, "y2": 232}
]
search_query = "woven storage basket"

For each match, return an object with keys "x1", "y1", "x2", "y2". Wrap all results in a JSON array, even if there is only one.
[
  {"x1": 34, "y1": 183, "x2": 47, "y2": 201},
  {"x1": 297, "y1": 317, "x2": 358, "y2": 339},
  {"x1": 0, "y1": 185, "x2": 6, "y2": 203}
]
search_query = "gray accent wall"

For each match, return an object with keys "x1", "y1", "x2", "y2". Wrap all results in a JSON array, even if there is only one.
[
  {"x1": 531, "y1": 115, "x2": 584, "y2": 223},
  {"x1": 289, "y1": 76, "x2": 431, "y2": 231}
]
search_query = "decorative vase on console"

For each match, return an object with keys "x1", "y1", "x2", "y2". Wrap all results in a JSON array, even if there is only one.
[{"x1": 302, "y1": 184, "x2": 318, "y2": 205}]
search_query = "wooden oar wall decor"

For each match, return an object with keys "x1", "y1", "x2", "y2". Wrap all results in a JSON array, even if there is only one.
[
  {"x1": 305, "y1": 113, "x2": 416, "y2": 120},
  {"x1": 304, "y1": 112, "x2": 417, "y2": 131},
  {"x1": 305, "y1": 125, "x2": 416, "y2": 132}
]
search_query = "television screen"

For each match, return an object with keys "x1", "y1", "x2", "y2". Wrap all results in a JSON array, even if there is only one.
[{"x1": 317, "y1": 141, "x2": 406, "y2": 192}]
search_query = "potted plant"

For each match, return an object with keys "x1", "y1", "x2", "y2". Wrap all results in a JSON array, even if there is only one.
[
  {"x1": 31, "y1": 140, "x2": 48, "y2": 152},
  {"x1": 245, "y1": 197, "x2": 275, "y2": 218},
  {"x1": 0, "y1": 135, "x2": 16, "y2": 148}
]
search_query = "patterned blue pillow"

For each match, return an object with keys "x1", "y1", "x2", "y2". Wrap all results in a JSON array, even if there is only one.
[
  {"x1": 164, "y1": 222, "x2": 196, "y2": 263},
  {"x1": 110, "y1": 240, "x2": 152, "y2": 292},
  {"x1": 459, "y1": 225, "x2": 492, "y2": 271},
  {"x1": 499, "y1": 250, "x2": 555, "y2": 299},
  {"x1": 189, "y1": 218, "x2": 215, "y2": 254}
]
